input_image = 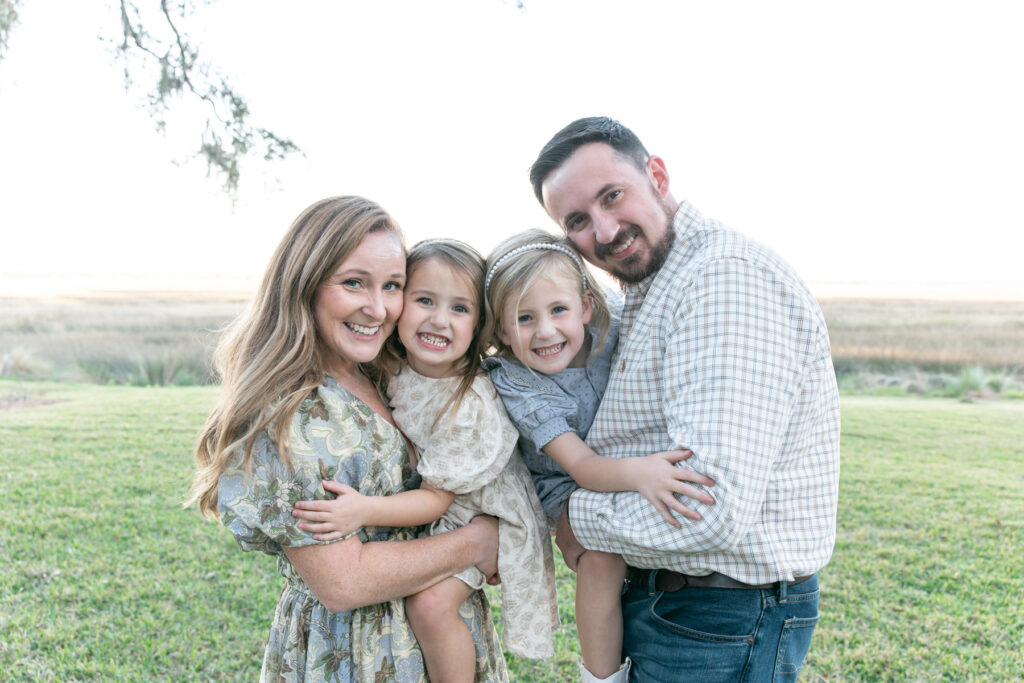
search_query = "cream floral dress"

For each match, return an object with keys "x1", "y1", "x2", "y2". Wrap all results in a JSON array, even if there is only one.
[
  {"x1": 388, "y1": 366, "x2": 560, "y2": 659},
  {"x1": 218, "y1": 376, "x2": 508, "y2": 682}
]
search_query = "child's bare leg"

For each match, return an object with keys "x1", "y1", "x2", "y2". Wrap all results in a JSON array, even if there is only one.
[
  {"x1": 576, "y1": 550, "x2": 627, "y2": 678},
  {"x1": 405, "y1": 576, "x2": 477, "y2": 683}
]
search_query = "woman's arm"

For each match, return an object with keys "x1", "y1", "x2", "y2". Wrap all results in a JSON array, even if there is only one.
[
  {"x1": 284, "y1": 514, "x2": 498, "y2": 614},
  {"x1": 543, "y1": 431, "x2": 715, "y2": 527},
  {"x1": 293, "y1": 481, "x2": 455, "y2": 541}
]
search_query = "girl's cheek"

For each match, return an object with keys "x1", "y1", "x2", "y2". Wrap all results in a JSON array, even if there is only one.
[{"x1": 511, "y1": 341, "x2": 529, "y2": 364}]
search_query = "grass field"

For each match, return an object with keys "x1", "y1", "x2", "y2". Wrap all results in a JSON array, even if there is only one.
[{"x1": 1, "y1": 381, "x2": 1021, "y2": 681}]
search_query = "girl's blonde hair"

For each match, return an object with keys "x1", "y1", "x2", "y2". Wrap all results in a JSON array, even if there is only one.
[
  {"x1": 188, "y1": 196, "x2": 405, "y2": 520},
  {"x1": 483, "y1": 228, "x2": 611, "y2": 361},
  {"x1": 379, "y1": 239, "x2": 487, "y2": 426}
]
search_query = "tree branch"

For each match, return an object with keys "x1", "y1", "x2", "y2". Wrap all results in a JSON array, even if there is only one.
[
  {"x1": 0, "y1": 0, "x2": 21, "y2": 60},
  {"x1": 115, "y1": 0, "x2": 300, "y2": 196}
]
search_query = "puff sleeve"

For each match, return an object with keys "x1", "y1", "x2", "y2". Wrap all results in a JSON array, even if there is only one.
[
  {"x1": 218, "y1": 378, "x2": 413, "y2": 554},
  {"x1": 486, "y1": 359, "x2": 579, "y2": 450}
]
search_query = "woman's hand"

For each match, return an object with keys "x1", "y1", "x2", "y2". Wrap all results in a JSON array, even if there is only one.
[
  {"x1": 293, "y1": 480, "x2": 369, "y2": 541},
  {"x1": 629, "y1": 450, "x2": 715, "y2": 528}
]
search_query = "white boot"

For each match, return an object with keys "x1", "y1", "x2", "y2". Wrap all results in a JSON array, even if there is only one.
[{"x1": 579, "y1": 657, "x2": 632, "y2": 683}]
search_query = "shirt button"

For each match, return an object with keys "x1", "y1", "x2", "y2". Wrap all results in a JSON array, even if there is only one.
[{"x1": 620, "y1": 361, "x2": 626, "y2": 371}]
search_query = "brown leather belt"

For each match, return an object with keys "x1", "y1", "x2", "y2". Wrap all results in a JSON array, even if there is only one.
[{"x1": 624, "y1": 566, "x2": 812, "y2": 592}]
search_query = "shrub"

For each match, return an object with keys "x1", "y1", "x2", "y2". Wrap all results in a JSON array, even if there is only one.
[{"x1": 0, "y1": 346, "x2": 52, "y2": 379}]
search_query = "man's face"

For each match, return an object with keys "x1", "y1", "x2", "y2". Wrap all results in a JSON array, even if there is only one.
[{"x1": 541, "y1": 143, "x2": 676, "y2": 283}]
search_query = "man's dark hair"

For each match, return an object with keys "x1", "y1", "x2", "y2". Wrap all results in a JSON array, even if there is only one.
[{"x1": 529, "y1": 117, "x2": 649, "y2": 206}]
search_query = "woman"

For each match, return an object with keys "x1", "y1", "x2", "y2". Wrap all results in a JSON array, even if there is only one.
[{"x1": 188, "y1": 196, "x2": 508, "y2": 682}]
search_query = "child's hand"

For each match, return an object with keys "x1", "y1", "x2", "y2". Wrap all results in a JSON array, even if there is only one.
[
  {"x1": 631, "y1": 450, "x2": 715, "y2": 528},
  {"x1": 292, "y1": 480, "x2": 368, "y2": 541}
]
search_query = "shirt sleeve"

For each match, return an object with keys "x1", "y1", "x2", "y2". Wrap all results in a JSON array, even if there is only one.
[
  {"x1": 218, "y1": 428, "x2": 339, "y2": 555},
  {"x1": 219, "y1": 385, "x2": 409, "y2": 553},
  {"x1": 570, "y1": 257, "x2": 817, "y2": 555},
  {"x1": 487, "y1": 360, "x2": 578, "y2": 449},
  {"x1": 485, "y1": 358, "x2": 580, "y2": 521}
]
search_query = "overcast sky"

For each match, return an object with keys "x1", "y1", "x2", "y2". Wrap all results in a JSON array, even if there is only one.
[{"x1": 2, "y1": 0, "x2": 1022, "y2": 296}]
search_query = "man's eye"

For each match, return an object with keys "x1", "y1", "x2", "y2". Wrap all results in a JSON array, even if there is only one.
[
  {"x1": 605, "y1": 189, "x2": 621, "y2": 203},
  {"x1": 567, "y1": 215, "x2": 587, "y2": 232}
]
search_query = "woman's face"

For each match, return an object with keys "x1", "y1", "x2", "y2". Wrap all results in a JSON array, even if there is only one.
[{"x1": 313, "y1": 230, "x2": 406, "y2": 378}]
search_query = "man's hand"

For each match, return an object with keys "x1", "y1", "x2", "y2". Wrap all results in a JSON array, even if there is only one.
[{"x1": 555, "y1": 500, "x2": 587, "y2": 572}]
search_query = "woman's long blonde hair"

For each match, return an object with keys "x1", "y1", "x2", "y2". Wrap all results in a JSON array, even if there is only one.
[{"x1": 188, "y1": 196, "x2": 404, "y2": 520}]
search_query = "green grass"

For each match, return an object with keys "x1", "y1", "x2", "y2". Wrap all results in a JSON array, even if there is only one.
[
  {"x1": 0, "y1": 382, "x2": 275, "y2": 681},
  {"x1": 1, "y1": 382, "x2": 1022, "y2": 681}
]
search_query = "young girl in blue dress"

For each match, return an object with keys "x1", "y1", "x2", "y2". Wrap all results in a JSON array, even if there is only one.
[
  {"x1": 481, "y1": 229, "x2": 716, "y2": 683},
  {"x1": 293, "y1": 239, "x2": 557, "y2": 682}
]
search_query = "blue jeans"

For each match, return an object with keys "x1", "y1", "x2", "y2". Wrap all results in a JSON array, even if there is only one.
[{"x1": 622, "y1": 573, "x2": 820, "y2": 682}]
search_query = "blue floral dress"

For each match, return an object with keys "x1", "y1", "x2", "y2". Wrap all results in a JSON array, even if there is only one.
[{"x1": 218, "y1": 375, "x2": 508, "y2": 682}]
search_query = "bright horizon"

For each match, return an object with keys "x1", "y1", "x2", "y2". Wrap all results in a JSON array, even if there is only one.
[{"x1": 2, "y1": 1, "x2": 1023, "y2": 300}]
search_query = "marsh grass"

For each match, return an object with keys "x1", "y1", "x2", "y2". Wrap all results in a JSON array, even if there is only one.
[
  {"x1": 4, "y1": 295, "x2": 1023, "y2": 397},
  {"x1": 821, "y1": 299, "x2": 1024, "y2": 371},
  {"x1": 821, "y1": 299, "x2": 1023, "y2": 399},
  {"x1": 1, "y1": 382, "x2": 1021, "y2": 681},
  {"x1": 0, "y1": 294, "x2": 249, "y2": 385}
]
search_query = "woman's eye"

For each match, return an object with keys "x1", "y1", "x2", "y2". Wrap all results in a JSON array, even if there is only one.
[
  {"x1": 384, "y1": 281, "x2": 403, "y2": 292},
  {"x1": 342, "y1": 279, "x2": 361, "y2": 289},
  {"x1": 517, "y1": 314, "x2": 532, "y2": 324}
]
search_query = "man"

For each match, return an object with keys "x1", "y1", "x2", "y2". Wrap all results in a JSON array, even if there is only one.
[{"x1": 530, "y1": 117, "x2": 841, "y2": 682}]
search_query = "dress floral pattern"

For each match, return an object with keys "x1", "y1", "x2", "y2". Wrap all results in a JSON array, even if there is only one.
[
  {"x1": 388, "y1": 367, "x2": 560, "y2": 659},
  {"x1": 218, "y1": 375, "x2": 508, "y2": 682}
]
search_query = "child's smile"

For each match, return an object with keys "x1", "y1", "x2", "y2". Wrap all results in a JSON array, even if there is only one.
[
  {"x1": 397, "y1": 258, "x2": 479, "y2": 378},
  {"x1": 499, "y1": 272, "x2": 593, "y2": 375},
  {"x1": 416, "y1": 332, "x2": 452, "y2": 350},
  {"x1": 533, "y1": 341, "x2": 566, "y2": 357}
]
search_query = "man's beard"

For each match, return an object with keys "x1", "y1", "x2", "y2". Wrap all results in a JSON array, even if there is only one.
[{"x1": 599, "y1": 218, "x2": 676, "y2": 284}]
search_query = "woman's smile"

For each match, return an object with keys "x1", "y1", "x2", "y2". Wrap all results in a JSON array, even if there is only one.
[{"x1": 346, "y1": 321, "x2": 383, "y2": 337}]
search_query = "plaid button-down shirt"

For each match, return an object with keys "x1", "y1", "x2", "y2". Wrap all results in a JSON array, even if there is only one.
[{"x1": 569, "y1": 201, "x2": 841, "y2": 584}]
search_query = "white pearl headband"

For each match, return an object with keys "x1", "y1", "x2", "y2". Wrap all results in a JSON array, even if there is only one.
[{"x1": 485, "y1": 243, "x2": 589, "y2": 294}]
